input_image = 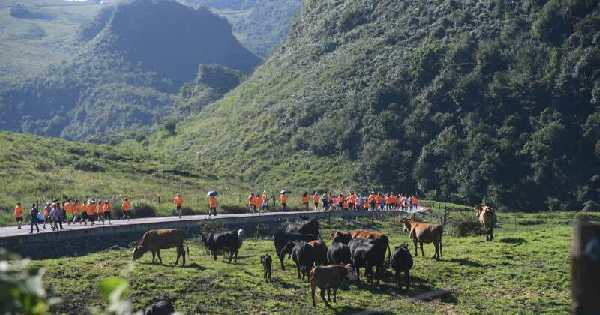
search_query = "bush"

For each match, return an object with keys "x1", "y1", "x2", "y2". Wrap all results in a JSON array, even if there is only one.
[
  {"x1": 131, "y1": 202, "x2": 156, "y2": 218},
  {"x1": 583, "y1": 200, "x2": 600, "y2": 212},
  {"x1": 451, "y1": 218, "x2": 482, "y2": 237}
]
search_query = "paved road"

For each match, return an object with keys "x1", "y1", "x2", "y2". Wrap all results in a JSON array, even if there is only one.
[
  {"x1": 0, "y1": 210, "x2": 325, "y2": 238},
  {"x1": 0, "y1": 208, "x2": 422, "y2": 239}
]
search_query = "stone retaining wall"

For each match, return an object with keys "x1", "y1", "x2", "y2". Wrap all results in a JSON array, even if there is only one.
[{"x1": 0, "y1": 211, "x2": 398, "y2": 259}]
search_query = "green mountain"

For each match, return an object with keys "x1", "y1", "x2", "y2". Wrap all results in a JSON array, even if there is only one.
[
  {"x1": 157, "y1": 0, "x2": 600, "y2": 211},
  {"x1": 180, "y1": 0, "x2": 303, "y2": 57},
  {"x1": 0, "y1": 0, "x2": 260, "y2": 142}
]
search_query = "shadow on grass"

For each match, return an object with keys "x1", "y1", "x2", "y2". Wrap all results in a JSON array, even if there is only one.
[
  {"x1": 499, "y1": 237, "x2": 527, "y2": 245},
  {"x1": 445, "y1": 257, "x2": 485, "y2": 268},
  {"x1": 330, "y1": 305, "x2": 394, "y2": 315},
  {"x1": 274, "y1": 278, "x2": 301, "y2": 289},
  {"x1": 349, "y1": 274, "x2": 458, "y2": 304}
]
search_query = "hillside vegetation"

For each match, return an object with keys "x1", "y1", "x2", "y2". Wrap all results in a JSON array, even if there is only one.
[
  {"x1": 0, "y1": 131, "x2": 252, "y2": 225},
  {"x1": 0, "y1": 0, "x2": 260, "y2": 142},
  {"x1": 158, "y1": 0, "x2": 600, "y2": 211}
]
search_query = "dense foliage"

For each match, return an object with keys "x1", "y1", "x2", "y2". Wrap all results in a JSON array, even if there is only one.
[
  {"x1": 0, "y1": 0, "x2": 259, "y2": 142},
  {"x1": 161, "y1": 0, "x2": 600, "y2": 210}
]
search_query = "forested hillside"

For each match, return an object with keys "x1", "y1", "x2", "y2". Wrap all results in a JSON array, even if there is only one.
[
  {"x1": 0, "y1": 0, "x2": 259, "y2": 142},
  {"x1": 158, "y1": 0, "x2": 600, "y2": 211},
  {"x1": 181, "y1": 0, "x2": 303, "y2": 57}
]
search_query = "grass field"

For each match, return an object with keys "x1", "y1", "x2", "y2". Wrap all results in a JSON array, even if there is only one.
[{"x1": 28, "y1": 211, "x2": 580, "y2": 314}]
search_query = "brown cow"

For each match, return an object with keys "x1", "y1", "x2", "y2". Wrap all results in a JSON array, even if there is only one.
[
  {"x1": 331, "y1": 230, "x2": 386, "y2": 243},
  {"x1": 308, "y1": 240, "x2": 328, "y2": 266},
  {"x1": 475, "y1": 205, "x2": 497, "y2": 241},
  {"x1": 310, "y1": 264, "x2": 357, "y2": 307},
  {"x1": 400, "y1": 218, "x2": 443, "y2": 260},
  {"x1": 132, "y1": 229, "x2": 188, "y2": 266}
]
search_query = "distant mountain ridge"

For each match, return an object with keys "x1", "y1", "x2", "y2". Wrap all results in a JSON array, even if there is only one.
[{"x1": 0, "y1": 0, "x2": 259, "y2": 141}]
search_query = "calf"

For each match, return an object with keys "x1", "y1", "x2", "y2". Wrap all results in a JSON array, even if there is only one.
[
  {"x1": 327, "y1": 240, "x2": 352, "y2": 265},
  {"x1": 400, "y1": 218, "x2": 443, "y2": 260},
  {"x1": 349, "y1": 237, "x2": 388, "y2": 285},
  {"x1": 132, "y1": 229, "x2": 188, "y2": 266},
  {"x1": 285, "y1": 241, "x2": 315, "y2": 281},
  {"x1": 261, "y1": 254, "x2": 272, "y2": 283},
  {"x1": 273, "y1": 230, "x2": 317, "y2": 270},
  {"x1": 476, "y1": 205, "x2": 496, "y2": 241},
  {"x1": 144, "y1": 299, "x2": 175, "y2": 315},
  {"x1": 308, "y1": 240, "x2": 328, "y2": 266},
  {"x1": 201, "y1": 229, "x2": 244, "y2": 263},
  {"x1": 390, "y1": 244, "x2": 413, "y2": 290},
  {"x1": 310, "y1": 264, "x2": 357, "y2": 307}
]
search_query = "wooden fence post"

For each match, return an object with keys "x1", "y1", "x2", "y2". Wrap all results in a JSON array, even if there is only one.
[{"x1": 572, "y1": 216, "x2": 600, "y2": 314}]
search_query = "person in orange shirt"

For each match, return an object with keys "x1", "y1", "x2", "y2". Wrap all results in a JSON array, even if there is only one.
[
  {"x1": 389, "y1": 193, "x2": 397, "y2": 210},
  {"x1": 302, "y1": 193, "x2": 309, "y2": 210},
  {"x1": 86, "y1": 200, "x2": 97, "y2": 226},
  {"x1": 64, "y1": 200, "x2": 73, "y2": 225},
  {"x1": 248, "y1": 193, "x2": 256, "y2": 213},
  {"x1": 15, "y1": 202, "x2": 23, "y2": 229},
  {"x1": 279, "y1": 192, "x2": 288, "y2": 211},
  {"x1": 173, "y1": 193, "x2": 184, "y2": 218},
  {"x1": 368, "y1": 192, "x2": 376, "y2": 211},
  {"x1": 411, "y1": 195, "x2": 419, "y2": 210},
  {"x1": 254, "y1": 193, "x2": 262, "y2": 213},
  {"x1": 347, "y1": 192, "x2": 357, "y2": 210},
  {"x1": 208, "y1": 195, "x2": 218, "y2": 217},
  {"x1": 312, "y1": 191, "x2": 320, "y2": 211},
  {"x1": 121, "y1": 198, "x2": 131, "y2": 220},
  {"x1": 375, "y1": 193, "x2": 383, "y2": 210},
  {"x1": 102, "y1": 200, "x2": 112, "y2": 225}
]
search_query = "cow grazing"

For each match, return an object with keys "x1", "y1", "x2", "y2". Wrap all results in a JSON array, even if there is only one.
[
  {"x1": 274, "y1": 230, "x2": 317, "y2": 270},
  {"x1": 201, "y1": 229, "x2": 244, "y2": 263},
  {"x1": 144, "y1": 299, "x2": 175, "y2": 315},
  {"x1": 310, "y1": 264, "x2": 357, "y2": 307},
  {"x1": 286, "y1": 218, "x2": 320, "y2": 238},
  {"x1": 132, "y1": 229, "x2": 188, "y2": 266},
  {"x1": 308, "y1": 240, "x2": 328, "y2": 266},
  {"x1": 390, "y1": 244, "x2": 413, "y2": 290},
  {"x1": 349, "y1": 237, "x2": 389, "y2": 285},
  {"x1": 476, "y1": 205, "x2": 496, "y2": 241},
  {"x1": 285, "y1": 241, "x2": 315, "y2": 281},
  {"x1": 400, "y1": 218, "x2": 443, "y2": 260},
  {"x1": 261, "y1": 254, "x2": 272, "y2": 283},
  {"x1": 327, "y1": 239, "x2": 352, "y2": 265}
]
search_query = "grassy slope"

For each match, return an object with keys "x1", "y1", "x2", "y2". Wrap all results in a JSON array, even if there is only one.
[
  {"x1": 0, "y1": 131, "x2": 255, "y2": 225},
  {"x1": 0, "y1": 0, "x2": 101, "y2": 82},
  {"x1": 31, "y1": 211, "x2": 575, "y2": 314}
]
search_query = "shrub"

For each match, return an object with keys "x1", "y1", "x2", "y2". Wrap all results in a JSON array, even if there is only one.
[
  {"x1": 451, "y1": 218, "x2": 482, "y2": 237},
  {"x1": 131, "y1": 202, "x2": 156, "y2": 218}
]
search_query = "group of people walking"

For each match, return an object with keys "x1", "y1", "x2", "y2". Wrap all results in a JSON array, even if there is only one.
[
  {"x1": 246, "y1": 191, "x2": 419, "y2": 213},
  {"x1": 12, "y1": 191, "x2": 419, "y2": 233},
  {"x1": 14, "y1": 198, "x2": 133, "y2": 233}
]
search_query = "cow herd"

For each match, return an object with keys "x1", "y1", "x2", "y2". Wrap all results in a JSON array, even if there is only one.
[{"x1": 131, "y1": 207, "x2": 496, "y2": 308}]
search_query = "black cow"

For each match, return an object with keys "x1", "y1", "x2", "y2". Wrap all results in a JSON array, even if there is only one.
[
  {"x1": 273, "y1": 230, "x2": 317, "y2": 270},
  {"x1": 201, "y1": 229, "x2": 244, "y2": 262},
  {"x1": 390, "y1": 244, "x2": 413, "y2": 290},
  {"x1": 144, "y1": 299, "x2": 175, "y2": 315},
  {"x1": 349, "y1": 237, "x2": 389, "y2": 285},
  {"x1": 327, "y1": 239, "x2": 352, "y2": 265},
  {"x1": 285, "y1": 241, "x2": 315, "y2": 281},
  {"x1": 285, "y1": 218, "x2": 320, "y2": 238}
]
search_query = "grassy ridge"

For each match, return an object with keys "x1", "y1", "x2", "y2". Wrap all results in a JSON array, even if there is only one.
[
  {"x1": 0, "y1": 131, "x2": 258, "y2": 225},
  {"x1": 30, "y1": 211, "x2": 575, "y2": 314}
]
